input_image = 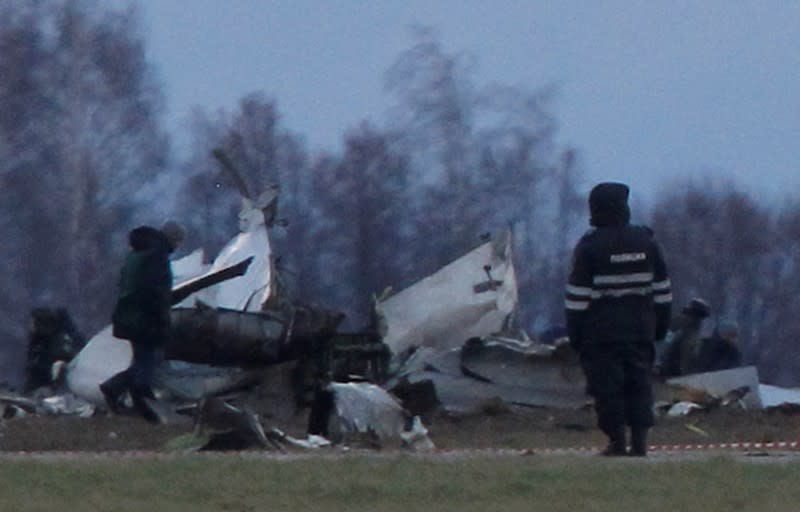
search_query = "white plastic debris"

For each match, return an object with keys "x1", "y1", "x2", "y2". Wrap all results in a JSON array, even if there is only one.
[
  {"x1": 666, "y1": 401, "x2": 704, "y2": 417},
  {"x1": 278, "y1": 433, "x2": 333, "y2": 449},
  {"x1": 40, "y1": 394, "x2": 96, "y2": 417},
  {"x1": 330, "y1": 382, "x2": 406, "y2": 440},
  {"x1": 400, "y1": 415, "x2": 435, "y2": 452}
]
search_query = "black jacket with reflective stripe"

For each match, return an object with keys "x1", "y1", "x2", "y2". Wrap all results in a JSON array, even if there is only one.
[{"x1": 565, "y1": 224, "x2": 672, "y2": 349}]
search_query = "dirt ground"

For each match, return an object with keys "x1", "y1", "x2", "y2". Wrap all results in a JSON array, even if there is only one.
[{"x1": 2, "y1": 398, "x2": 799, "y2": 453}]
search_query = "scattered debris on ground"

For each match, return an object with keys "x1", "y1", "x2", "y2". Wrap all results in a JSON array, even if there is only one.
[{"x1": 5, "y1": 164, "x2": 800, "y2": 455}]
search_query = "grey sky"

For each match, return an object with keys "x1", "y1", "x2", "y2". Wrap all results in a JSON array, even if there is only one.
[{"x1": 140, "y1": 1, "x2": 799, "y2": 202}]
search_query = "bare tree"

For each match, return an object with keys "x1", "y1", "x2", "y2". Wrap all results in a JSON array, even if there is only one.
[
  {"x1": 385, "y1": 27, "x2": 576, "y2": 334},
  {"x1": 177, "y1": 107, "x2": 240, "y2": 256},
  {"x1": 385, "y1": 26, "x2": 480, "y2": 271},
  {"x1": 309, "y1": 124, "x2": 412, "y2": 326},
  {"x1": 176, "y1": 92, "x2": 317, "y2": 301},
  {"x1": 0, "y1": 0, "x2": 170, "y2": 384},
  {"x1": 755, "y1": 199, "x2": 800, "y2": 384},
  {"x1": 650, "y1": 179, "x2": 773, "y2": 373}
]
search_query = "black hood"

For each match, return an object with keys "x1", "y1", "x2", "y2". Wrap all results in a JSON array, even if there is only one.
[
  {"x1": 129, "y1": 225, "x2": 173, "y2": 253},
  {"x1": 589, "y1": 182, "x2": 631, "y2": 227}
]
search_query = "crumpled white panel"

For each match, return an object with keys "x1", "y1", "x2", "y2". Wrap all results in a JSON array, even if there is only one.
[
  {"x1": 378, "y1": 230, "x2": 518, "y2": 355},
  {"x1": 65, "y1": 326, "x2": 132, "y2": 405},
  {"x1": 179, "y1": 195, "x2": 274, "y2": 311}
]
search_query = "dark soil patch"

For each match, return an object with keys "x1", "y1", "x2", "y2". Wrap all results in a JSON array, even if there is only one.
[{"x1": 2, "y1": 403, "x2": 798, "y2": 453}]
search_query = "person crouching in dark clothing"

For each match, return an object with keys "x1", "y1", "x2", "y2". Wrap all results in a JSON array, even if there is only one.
[
  {"x1": 696, "y1": 321, "x2": 743, "y2": 373},
  {"x1": 655, "y1": 297, "x2": 710, "y2": 377},
  {"x1": 100, "y1": 221, "x2": 184, "y2": 423},
  {"x1": 565, "y1": 182, "x2": 672, "y2": 456}
]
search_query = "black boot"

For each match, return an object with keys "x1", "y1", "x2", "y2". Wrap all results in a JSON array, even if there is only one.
[
  {"x1": 600, "y1": 425, "x2": 627, "y2": 456},
  {"x1": 307, "y1": 389, "x2": 335, "y2": 437},
  {"x1": 99, "y1": 371, "x2": 131, "y2": 414},
  {"x1": 630, "y1": 427, "x2": 649, "y2": 456},
  {"x1": 130, "y1": 381, "x2": 163, "y2": 424},
  {"x1": 131, "y1": 392, "x2": 163, "y2": 424}
]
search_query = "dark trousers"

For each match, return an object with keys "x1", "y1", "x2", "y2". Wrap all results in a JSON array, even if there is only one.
[
  {"x1": 102, "y1": 340, "x2": 162, "y2": 402},
  {"x1": 580, "y1": 341, "x2": 655, "y2": 436}
]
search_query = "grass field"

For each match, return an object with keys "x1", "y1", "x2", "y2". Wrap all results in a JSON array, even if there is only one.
[{"x1": 1, "y1": 453, "x2": 799, "y2": 512}]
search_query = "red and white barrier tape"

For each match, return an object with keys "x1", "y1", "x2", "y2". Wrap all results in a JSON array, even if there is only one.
[
  {"x1": 1, "y1": 441, "x2": 799, "y2": 459},
  {"x1": 648, "y1": 440, "x2": 800, "y2": 452},
  {"x1": 508, "y1": 440, "x2": 800, "y2": 455}
]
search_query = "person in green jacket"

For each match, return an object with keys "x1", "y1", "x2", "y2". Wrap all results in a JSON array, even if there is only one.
[{"x1": 100, "y1": 221, "x2": 184, "y2": 423}]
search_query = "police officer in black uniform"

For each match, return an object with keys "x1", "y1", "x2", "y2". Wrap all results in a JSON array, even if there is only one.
[{"x1": 565, "y1": 182, "x2": 672, "y2": 456}]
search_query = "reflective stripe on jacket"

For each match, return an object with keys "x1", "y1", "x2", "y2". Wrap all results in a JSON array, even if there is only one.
[{"x1": 565, "y1": 224, "x2": 672, "y2": 348}]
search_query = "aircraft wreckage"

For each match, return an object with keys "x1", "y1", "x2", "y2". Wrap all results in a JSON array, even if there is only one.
[
  {"x1": 8, "y1": 162, "x2": 800, "y2": 451},
  {"x1": 10, "y1": 176, "x2": 536, "y2": 449}
]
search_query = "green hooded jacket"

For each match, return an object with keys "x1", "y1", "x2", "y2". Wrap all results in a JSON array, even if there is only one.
[{"x1": 111, "y1": 226, "x2": 174, "y2": 345}]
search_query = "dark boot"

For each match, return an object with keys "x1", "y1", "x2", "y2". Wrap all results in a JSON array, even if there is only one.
[
  {"x1": 131, "y1": 392, "x2": 164, "y2": 425},
  {"x1": 99, "y1": 371, "x2": 130, "y2": 414},
  {"x1": 630, "y1": 426, "x2": 649, "y2": 456},
  {"x1": 600, "y1": 425, "x2": 627, "y2": 456},
  {"x1": 307, "y1": 389, "x2": 335, "y2": 437}
]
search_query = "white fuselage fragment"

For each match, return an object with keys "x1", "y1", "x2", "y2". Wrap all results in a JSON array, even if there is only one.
[
  {"x1": 177, "y1": 196, "x2": 273, "y2": 311},
  {"x1": 65, "y1": 326, "x2": 132, "y2": 405},
  {"x1": 378, "y1": 230, "x2": 518, "y2": 355}
]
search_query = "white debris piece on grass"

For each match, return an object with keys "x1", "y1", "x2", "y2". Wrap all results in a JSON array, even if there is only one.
[
  {"x1": 279, "y1": 433, "x2": 332, "y2": 449},
  {"x1": 400, "y1": 415, "x2": 436, "y2": 451},
  {"x1": 331, "y1": 382, "x2": 407, "y2": 440},
  {"x1": 331, "y1": 382, "x2": 435, "y2": 450},
  {"x1": 666, "y1": 401, "x2": 704, "y2": 417},
  {"x1": 666, "y1": 366, "x2": 762, "y2": 409}
]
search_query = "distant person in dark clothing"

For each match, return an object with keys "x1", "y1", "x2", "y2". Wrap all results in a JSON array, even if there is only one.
[
  {"x1": 696, "y1": 321, "x2": 742, "y2": 373},
  {"x1": 655, "y1": 298, "x2": 710, "y2": 377},
  {"x1": 25, "y1": 308, "x2": 86, "y2": 392},
  {"x1": 565, "y1": 182, "x2": 672, "y2": 456},
  {"x1": 100, "y1": 221, "x2": 184, "y2": 423}
]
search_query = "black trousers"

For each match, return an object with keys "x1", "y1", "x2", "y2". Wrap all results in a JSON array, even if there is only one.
[
  {"x1": 580, "y1": 340, "x2": 655, "y2": 436},
  {"x1": 102, "y1": 340, "x2": 162, "y2": 401}
]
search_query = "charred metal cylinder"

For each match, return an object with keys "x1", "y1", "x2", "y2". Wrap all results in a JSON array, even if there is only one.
[{"x1": 168, "y1": 306, "x2": 288, "y2": 366}]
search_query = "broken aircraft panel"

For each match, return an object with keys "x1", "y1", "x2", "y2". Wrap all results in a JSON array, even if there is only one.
[
  {"x1": 171, "y1": 248, "x2": 208, "y2": 291},
  {"x1": 328, "y1": 382, "x2": 407, "y2": 440},
  {"x1": 156, "y1": 362, "x2": 263, "y2": 402},
  {"x1": 176, "y1": 189, "x2": 278, "y2": 311},
  {"x1": 662, "y1": 366, "x2": 763, "y2": 409},
  {"x1": 377, "y1": 230, "x2": 518, "y2": 356},
  {"x1": 171, "y1": 257, "x2": 254, "y2": 306},
  {"x1": 459, "y1": 336, "x2": 586, "y2": 404},
  {"x1": 191, "y1": 396, "x2": 276, "y2": 451},
  {"x1": 386, "y1": 336, "x2": 589, "y2": 413},
  {"x1": 759, "y1": 384, "x2": 800, "y2": 409},
  {"x1": 324, "y1": 381, "x2": 434, "y2": 450}
]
